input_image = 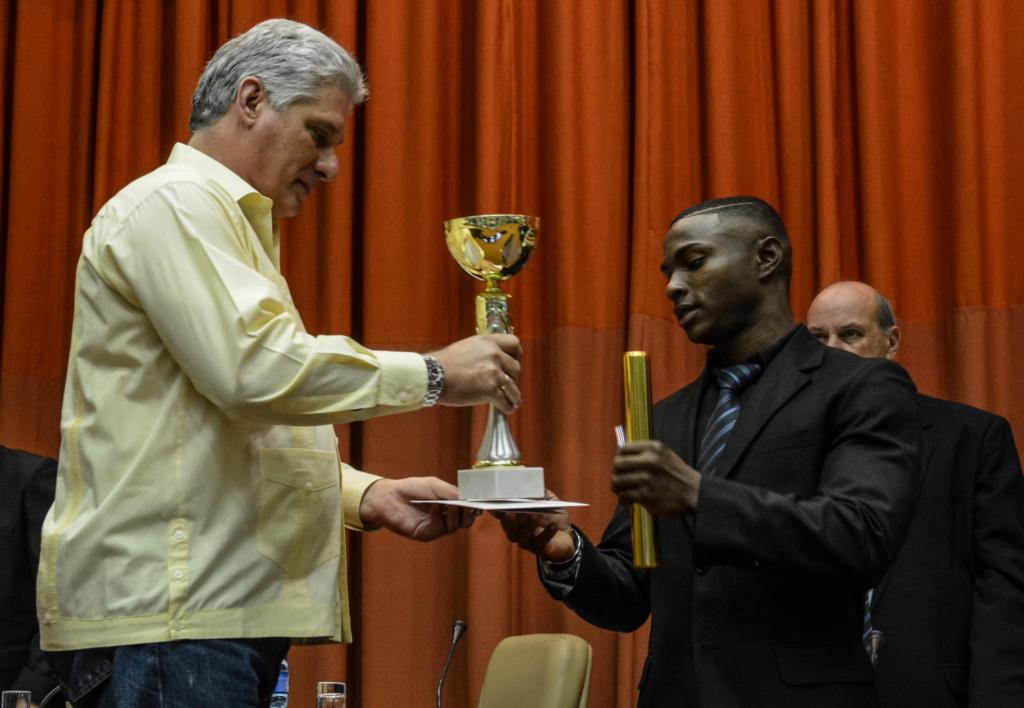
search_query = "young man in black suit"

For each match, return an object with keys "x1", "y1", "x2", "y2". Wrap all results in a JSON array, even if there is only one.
[
  {"x1": 807, "y1": 280, "x2": 1024, "y2": 707},
  {"x1": 499, "y1": 196, "x2": 922, "y2": 707}
]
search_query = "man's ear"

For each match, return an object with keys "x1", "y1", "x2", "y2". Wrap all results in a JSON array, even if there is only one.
[
  {"x1": 885, "y1": 325, "x2": 901, "y2": 360},
  {"x1": 236, "y1": 76, "x2": 266, "y2": 127},
  {"x1": 755, "y1": 235, "x2": 784, "y2": 280}
]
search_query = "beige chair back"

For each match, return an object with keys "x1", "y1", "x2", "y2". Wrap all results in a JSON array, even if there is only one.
[{"x1": 477, "y1": 633, "x2": 592, "y2": 708}]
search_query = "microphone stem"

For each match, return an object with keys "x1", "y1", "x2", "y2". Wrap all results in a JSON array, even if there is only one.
[
  {"x1": 437, "y1": 622, "x2": 466, "y2": 708},
  {"x1": 436, "y1": 640, "x2": 460, "y2": 708}
]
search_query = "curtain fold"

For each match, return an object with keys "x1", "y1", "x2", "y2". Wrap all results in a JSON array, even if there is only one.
[{"x1": 2, "y1": 2, "x2": 1021, "y2": 706}]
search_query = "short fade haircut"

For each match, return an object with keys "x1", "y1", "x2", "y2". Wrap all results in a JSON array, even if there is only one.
[
  {"x1": 189, "y1": 18, "x2": 367, "y2": 133},
  {"x1": 874, "y1": 292, "x2": 897, "y2": 329},
  {"x1": 670, "y1": 195, "x2": 792, "y2": 283}
]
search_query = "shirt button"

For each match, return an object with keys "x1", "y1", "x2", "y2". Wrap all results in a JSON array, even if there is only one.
[
  {"x1": 695, "y1": 566, "x2": 708, "y2": 575},
  {"x1": 173, "y1": 570, "x2": 184, "y2": 580},
  {"x1": 398, "y1": 390, "x2": 410, "y2": 403},
  {"x1": 43, "y1": 611, "x2": 53, "y2": 623},
  {"x1": 305, "y1": 481, "x2": 314, "y2": 490},
  {"x1": 174, "y1": 530, "x2": 185, "y2": 541}
]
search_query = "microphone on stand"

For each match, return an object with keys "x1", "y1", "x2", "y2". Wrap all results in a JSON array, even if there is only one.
[{"x1": 436, "y1": 619, "x2": 468, "y2": 708}]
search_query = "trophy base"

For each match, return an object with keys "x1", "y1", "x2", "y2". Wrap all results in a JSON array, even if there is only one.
[{"x1": 457, "y1": 466, "x2": 545, "y2": 500}]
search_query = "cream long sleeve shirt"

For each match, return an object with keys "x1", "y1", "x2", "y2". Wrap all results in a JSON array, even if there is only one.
[{"x1": 38, "y1": 143, "x2": 428, "y2": 651}]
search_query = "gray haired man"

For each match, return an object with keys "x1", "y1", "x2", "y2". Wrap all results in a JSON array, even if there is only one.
[{"x1": 38, "y1": 19, "x2": 520, "y2": 707}]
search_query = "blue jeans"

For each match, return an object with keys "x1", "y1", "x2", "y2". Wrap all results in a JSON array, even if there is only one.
[{"x1": 83, "y1": 638, "x2": 289, "y2": 708}]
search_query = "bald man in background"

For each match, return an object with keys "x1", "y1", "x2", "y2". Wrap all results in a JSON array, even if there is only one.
[{"x1": 807, "y1": 281, "x2": 1024, "y2": 707}]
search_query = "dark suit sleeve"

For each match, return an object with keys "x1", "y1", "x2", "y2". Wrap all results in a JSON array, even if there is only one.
[
  {"x1": 693, "y1": 359, "x2": 921, "y2": 585},
  {"x1": 12, "y1": 455, "x2": 60, "y2": 702},
  {"x1": 24, "y1": 457, "x2": 56, "y2": 577},
  {"x1": 540, "y1": 505, "x2": 651, "y2": 632},
  {"x1": 968, "y1": 416, "x2": 1024, "y2": 703}
]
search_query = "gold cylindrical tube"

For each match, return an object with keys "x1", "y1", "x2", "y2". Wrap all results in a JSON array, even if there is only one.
[{"x1": 623, "y1": 351, "x2": 659, "y2": 568}]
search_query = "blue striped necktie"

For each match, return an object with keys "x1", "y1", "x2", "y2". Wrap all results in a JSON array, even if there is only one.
[
  {"x1": 864, "y1": 589, "x2": 882, "y2": 665},
  {"x1": 696, "y1": 363, "x2": 763, "y2": 475},
  {"x1": 863, "y1": 591, "x2": 874, "y2": 655}
]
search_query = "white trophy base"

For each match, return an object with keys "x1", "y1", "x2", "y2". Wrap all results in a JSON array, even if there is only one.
[{"x1": 458, "y1": 466, "x2": 545, "y2": 500}]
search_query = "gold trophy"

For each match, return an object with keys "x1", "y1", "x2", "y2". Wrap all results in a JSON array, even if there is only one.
[{"x1": 444, "y1": 214, "x2": 545, "y2": 500}]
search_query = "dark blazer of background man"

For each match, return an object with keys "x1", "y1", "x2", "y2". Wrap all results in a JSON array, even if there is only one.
[
  {"x1": 0, "y1": 446, "x2": 60, "y2": 704},
  {"x1": 500, "y1": 197, "x2": 922, "y2": 707},
  {"x1": 808, "y1": 281, "x2": 1024, "y2": 708}
]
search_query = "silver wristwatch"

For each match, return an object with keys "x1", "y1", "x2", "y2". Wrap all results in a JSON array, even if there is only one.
[{"x1": 422, "y1": 355, "x2": 445, "y2": 407}]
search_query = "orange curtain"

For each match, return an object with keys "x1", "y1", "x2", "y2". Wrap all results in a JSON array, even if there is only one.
[{"x1": 2, "y1": 1, "x2": 1022, "y2": 706}]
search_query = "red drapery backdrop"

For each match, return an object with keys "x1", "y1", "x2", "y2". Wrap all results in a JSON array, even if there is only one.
[{"x1": 2, "y1": 1, "x2": 1022, "y2": 706}]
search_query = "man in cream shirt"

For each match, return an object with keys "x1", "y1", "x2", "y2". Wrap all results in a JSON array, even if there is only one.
[{"x1": 37, "y1": 19, "x2": 521, "y2": 707}]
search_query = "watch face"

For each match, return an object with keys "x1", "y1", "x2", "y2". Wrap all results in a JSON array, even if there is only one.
[
  {"x1": 423, "y1": 356, "x2": 444, "y2": 406},
  {"x1": 426, "y1": 357, "x2": 443, "y2": 384}
]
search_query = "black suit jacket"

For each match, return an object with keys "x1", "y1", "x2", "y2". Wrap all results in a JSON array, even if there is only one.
[
  {"x1": 0, "y1": 445, "x2": 60, "y2": 703},
  {"x1": 871, "y1": 395, "x2": 1024, "y2": 707},
  {"x1": 549, "y1": 327, "x2": 922, "y2": 707}
]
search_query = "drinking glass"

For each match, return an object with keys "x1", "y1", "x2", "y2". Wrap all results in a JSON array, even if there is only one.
[
  {"x1": 1, "y1": 691, "x2": 32, "y2": 708},
  {"x1": 317, "y1": 681, "x2": 346, "y2": 695},
  {"x1": 316, "y1": 681, "x2": 346, "y2": 707}
]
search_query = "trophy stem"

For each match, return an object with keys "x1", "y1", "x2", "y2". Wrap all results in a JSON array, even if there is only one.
[
  {"x1": 476, "y1": 287, "x2": 513, "y2": 335},
  {"x1": 474, "y1": 406, "x2": 523, "y2": 467},
  {"x1": 483, "y1": 274, "x2": 503, "y2": 292},
  {"x1": 472, "y1": 277, "x2": 523, "y2": 468}
]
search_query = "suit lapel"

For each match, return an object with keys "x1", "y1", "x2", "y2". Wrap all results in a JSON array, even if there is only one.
[
  {"x1": 871, "y1": 395, "x2": 934, "y2": 610},
  {"x1": 714, "y1": 327, "x2": 820, "y2": 480}
]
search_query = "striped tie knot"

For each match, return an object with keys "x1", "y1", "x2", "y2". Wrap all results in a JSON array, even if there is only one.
[
  {"x1": 697, "y1": 362, "x2": 764, "y2": 475},
  {"x1": 715, "y1": 363, "x2": 763, "y2": 392}
]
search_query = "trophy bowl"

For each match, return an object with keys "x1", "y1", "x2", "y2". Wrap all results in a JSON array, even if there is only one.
[{"x1": 444, "y1": 214, "x2": 539, "y2": 283}]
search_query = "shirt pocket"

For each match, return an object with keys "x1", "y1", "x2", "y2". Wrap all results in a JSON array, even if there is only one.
[{"x1": 257, "y1": 448, "x2": 341, "y2": 577}]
